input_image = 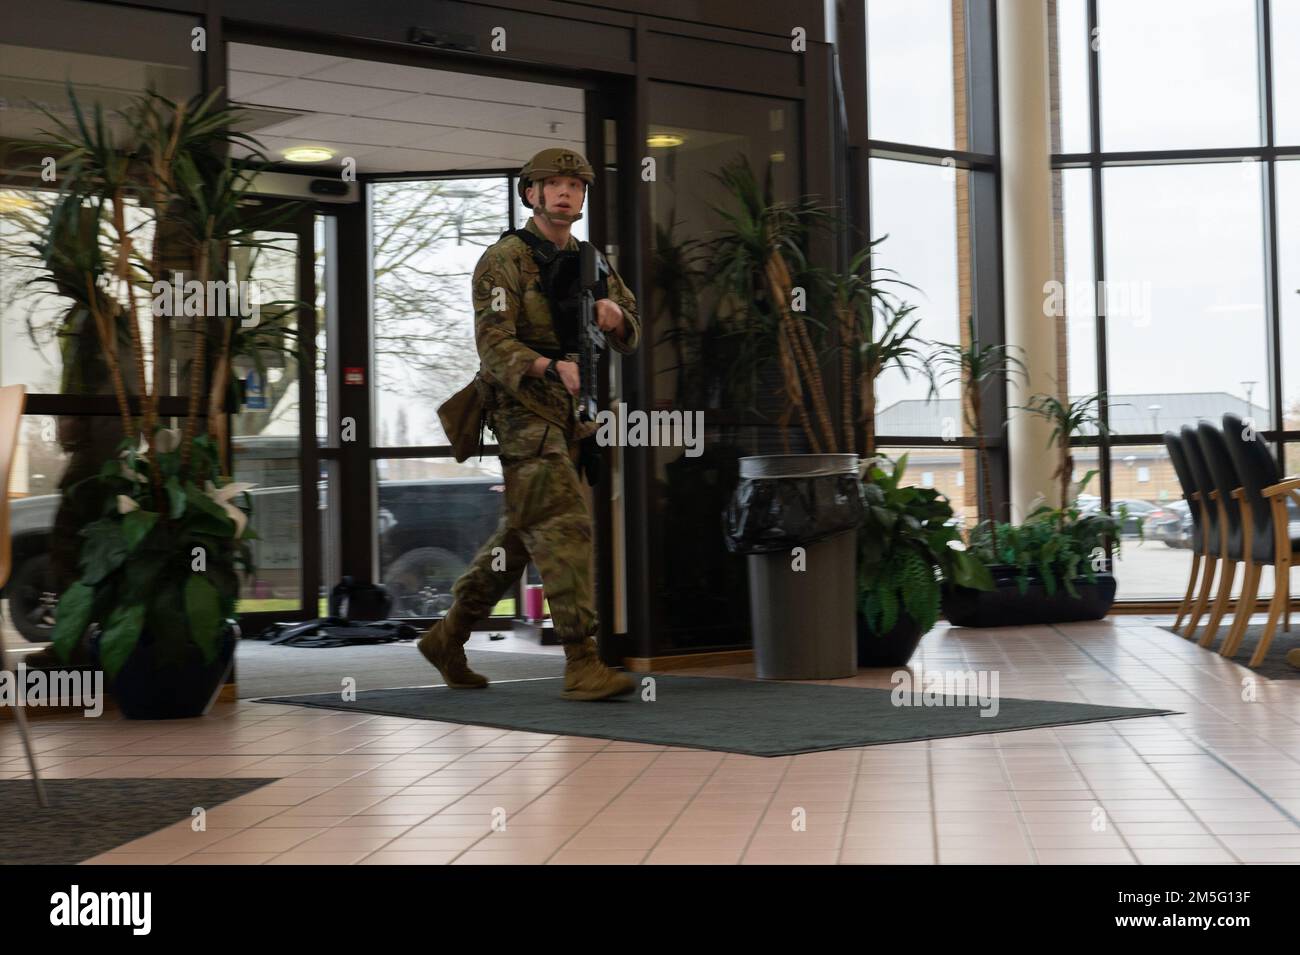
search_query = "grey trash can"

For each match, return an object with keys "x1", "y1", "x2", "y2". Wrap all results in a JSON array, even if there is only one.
[{"x1": 726, "y1": 454, "x2": 862, "y2": 680}]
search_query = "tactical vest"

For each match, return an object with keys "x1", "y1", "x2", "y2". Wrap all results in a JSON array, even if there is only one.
[{"x1": 503, "y1": 227, "x2": 609, "y2": 357}]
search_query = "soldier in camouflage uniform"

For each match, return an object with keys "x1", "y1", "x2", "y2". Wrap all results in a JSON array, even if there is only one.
[{"x1": 418, "y1": 148, "x2": 640, "y2": 701}]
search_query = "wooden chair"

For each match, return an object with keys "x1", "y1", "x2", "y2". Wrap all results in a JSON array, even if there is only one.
[
  {"x1": 1220, "y1": 411, "x2": 1300, "y2": 665},
  {"x1": 0, "y1": 384, "x2": 46, "y2": 806},
  {"x1": 1163, "y1": 431, "x2": 1206, "y2": 634},
  {"x1": 1192, "y1": 421, "x2": 1247, "y2": 648},
  {"x1": 1179, "y1": 424, "x2": 1226, "y2": 641}
]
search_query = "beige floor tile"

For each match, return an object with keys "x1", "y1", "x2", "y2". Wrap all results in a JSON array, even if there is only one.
[
  {"x1": 548, "y1": 849, "x2": 648, "y2": 864},
  {"x1": 16, "y1": 618, "x2": 1300, "y2": 867},
  {"x1": 358, "y1": 850, "x2": 460, "y2": 865},
  {"x1": 173, "y1": 853, "x2": 277, "y2": 865},
  {"x1": 201, "y1": 828, "x2": 324, "y2": 853}
]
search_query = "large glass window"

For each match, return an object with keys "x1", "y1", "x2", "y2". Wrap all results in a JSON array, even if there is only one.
[
  {"x1": 1100, "y1": 163, "x2": 1268, "y2": 430},
  {"x1": 1050, "y1": 1, "x2": 1292, "y2": 604},
  {"x1": 1279, "y1": 162, "x2": 1300, "y2": 423},
  {"x1": 368, "y1": 178, "x2": 509, "y2": 620},
  {"x1": 866, "y1": 0, "x2": 966, "y2": 150},
  {"x1": 869, "y1": 159, "x2": 965, "y2": 428},
  {"x1": 371, "y1": 178, "x2": 511, "y2": 448},
  {"x1": 864, "y1": 0, "x2": 995, "y2": 528},
  {"x1": 1050, "y1": 0, "x2": 1091, "y2": 154},
  {"x1": 1274, "y1": 1, "x2": 1300, "y2": 146},
  {"x1": 1096, "y1": 0, "x2": 1262, "y2": 151},
  {"x1": 1057, "y1": 169, "x2": 1097, "y2": 398}
]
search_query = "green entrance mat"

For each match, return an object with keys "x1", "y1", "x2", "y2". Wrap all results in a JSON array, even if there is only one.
[
  {"x1": 255, "y1": 675, "x2": 1177, "y2": 757},
  {"x1": 0, "y1": 777, "x2": 279, "y2": 865},
  {"x1": 1162, "y1": 625, "x2": 1300, "y2": 681}
]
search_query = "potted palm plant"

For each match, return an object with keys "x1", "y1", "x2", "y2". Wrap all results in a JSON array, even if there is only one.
[
  {"x1": 927, "y1": 315, "x2": 1025, "y2": 553},
  {"x1": 827, "y1": 237, "x2": 926, "y2": 458},
  {"x1": 32, "y1": 87, "x2": 300, "y2": 716}
]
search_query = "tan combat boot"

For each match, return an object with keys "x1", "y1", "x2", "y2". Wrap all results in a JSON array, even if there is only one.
[
  {"x1": 561, "y1": 637, "x2": 635, "y2": 701},
  {"x1": 418, "y1": 608, "x2": 489, "y2": 688}
]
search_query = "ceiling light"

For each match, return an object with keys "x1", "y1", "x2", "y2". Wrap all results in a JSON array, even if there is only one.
[
  {"x1": 0, "y1": 192, "x2": 38, "y2": 213},
  {"x1": 282, "y1": 146, "x2": 335, "y2": 163},
  {"x1": 647, "y1": 133, "x2": 684, "y2": 148}
]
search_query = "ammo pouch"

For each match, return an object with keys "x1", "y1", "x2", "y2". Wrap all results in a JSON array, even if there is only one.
[{"x1": 438, "y1": 371, "x2": 493, "y2": 462}]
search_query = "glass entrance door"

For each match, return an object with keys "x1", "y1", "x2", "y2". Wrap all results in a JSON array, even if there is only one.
[{"x1": 228, "y1": 203, "x2": 324, "y2": 631}]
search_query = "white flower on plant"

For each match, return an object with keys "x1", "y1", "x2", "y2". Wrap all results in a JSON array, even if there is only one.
[
  {"x1": 204, "y1": 480, "x2": 257, "y2": 537},
  {"x1": 118, "y1": 459, "x2": 146, "y2": 483},
  {"x1": 116, "y1": 494, "x2": 139, "y2": 514},
  {"x1": 154, "y1": 428, "x2": 182, "y2": 453},
  {"x1": 118, "y1": 433, "x2": 147, "y2": 483},
  {"x1": 117, "y1": 428, "x2": 182, "y2": 483}
]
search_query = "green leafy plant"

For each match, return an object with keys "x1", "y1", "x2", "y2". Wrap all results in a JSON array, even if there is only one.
[
  {"x1": 859, "y1": 453, "x2": 993, "y2": 635},
  {"x1": 50, "y1": 430, "x2": 255, "y2": 678},
  {"x1": 966, "y1": 474, "x2": 1127, "y2": 597}
]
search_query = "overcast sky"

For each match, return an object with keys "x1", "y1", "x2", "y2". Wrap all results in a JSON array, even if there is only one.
[{"x1": 865, "y1": 0, "x2": 1300, "y2": 422}]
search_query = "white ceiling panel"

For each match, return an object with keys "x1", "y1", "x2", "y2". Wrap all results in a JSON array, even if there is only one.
[
  {"x1": 227, "y1": 70, "x2": 290, "y2": 101},
  {"x1": 239, "y1": 77, "x2": 413, "y2": 115},
  {"x1": 226, "y1": 45, "x2": 346, "y2": 78},
  {"x1": 227, "y1": 43, "x2": 587, "y2": 175}
]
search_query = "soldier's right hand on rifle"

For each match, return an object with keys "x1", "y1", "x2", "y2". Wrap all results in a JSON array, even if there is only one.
[{"x1": 529, "y1": 356, "x2": 581, "y2": 396}]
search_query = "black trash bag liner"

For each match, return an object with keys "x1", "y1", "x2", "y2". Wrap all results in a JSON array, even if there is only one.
[{"x1": 724, "y1": 472, "x2": 866, "y2": 555}]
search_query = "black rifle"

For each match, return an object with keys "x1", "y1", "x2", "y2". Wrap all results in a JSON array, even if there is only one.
[
  {"x1": 576, "y1": 241, "x2": 609, "y2": 485},
  {"x1": 577, "y1": 242, "x2": 609, "y2": 423}
]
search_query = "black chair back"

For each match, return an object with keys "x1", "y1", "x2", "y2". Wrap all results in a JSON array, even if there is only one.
[
  {"x1": 1163, "y1": 431, "x2": 1203, "y2": 554},
  {"x1": 1222, "y1": 412, "x2": 1282, "y2": 563},
  {"x1": 1195, "y1": 420, "x2": 1244, "y2": 560},
  {"x1": 1180, "y1": 424, "x2": 1220, "y2": 550}
]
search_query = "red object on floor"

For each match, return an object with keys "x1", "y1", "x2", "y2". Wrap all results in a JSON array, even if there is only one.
[{"x1": 524, "y1": 584, "x2": 545, "y2": 622}]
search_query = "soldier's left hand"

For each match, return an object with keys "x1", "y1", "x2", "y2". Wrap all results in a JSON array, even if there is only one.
[{"x1": 595, "y1": 298, "x2": 624, "y2": 335}]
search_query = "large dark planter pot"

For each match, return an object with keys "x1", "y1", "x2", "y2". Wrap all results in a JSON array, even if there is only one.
[
  {"x1": 856, "y1": 612, "x2": 928, "y2": 667},
  {"x1": 92, "y1": 620, "x2": 238, "y2": 719},
  {"x1": 941, "y1": 569, "x2": 1117, "y2": 628}
]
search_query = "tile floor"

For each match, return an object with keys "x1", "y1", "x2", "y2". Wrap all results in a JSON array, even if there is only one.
[{"x1": 3, "y1": 616, "x2": 1299, "y2": 865}]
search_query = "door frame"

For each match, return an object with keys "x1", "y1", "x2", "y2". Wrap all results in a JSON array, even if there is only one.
[
  {"x1": 227, "y1": 199, "x2": 323, "y2": 638},
  {"x1": 217, "y1": 27, "x2": 637, "y2": 644}
]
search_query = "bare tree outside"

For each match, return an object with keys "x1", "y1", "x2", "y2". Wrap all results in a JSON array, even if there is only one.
[{"x1": 370, "y1": 177, "x2": 508, "y2": 447}]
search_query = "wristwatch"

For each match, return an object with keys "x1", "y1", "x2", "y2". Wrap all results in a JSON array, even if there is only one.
[{"x1": 544, "y1": 358, "x2": 561, "y2": 382}]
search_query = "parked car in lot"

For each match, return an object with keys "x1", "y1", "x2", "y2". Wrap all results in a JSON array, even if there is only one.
[
  {"x1": 1144, "y1": 499, "x2": 1193, "y2": 549},
  {"x1": 1, "y1": 470, "x2": 505, "y2": 642},
  {"x1": 1077, "y1": 497, "x2": 1157, "y2": 538}
]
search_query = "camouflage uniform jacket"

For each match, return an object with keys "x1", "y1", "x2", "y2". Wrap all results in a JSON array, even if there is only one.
[{"x1": 472, "y1": 217, "x2": 640, "y2": 441}]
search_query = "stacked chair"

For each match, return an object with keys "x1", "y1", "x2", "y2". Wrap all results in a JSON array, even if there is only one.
[
  {"x1": 1163, "y1": 430, "x2": 1207, "y2": 635},
  {"x1": 1164, "y1": 413, "x2": 1299, "y2": 666},
  {"x1": 1220, "y1": 412, "x2": 1297, "y2": 665},
  {"x1": 1192, "y1": 421, "x2": 1246, "y2": 647},
  {"x1": 1171, "y1": 425, "x2": 1224, "y2": 639}
]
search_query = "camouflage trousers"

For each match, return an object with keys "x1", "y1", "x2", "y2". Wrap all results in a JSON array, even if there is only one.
[{"x1": 449, "y1": 402, "x2": 595, "y2": 642}]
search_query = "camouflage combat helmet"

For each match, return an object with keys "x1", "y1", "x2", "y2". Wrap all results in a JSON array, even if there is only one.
[{"x1": 518, "y1": 147, "x2": 594, "y2": 224}]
